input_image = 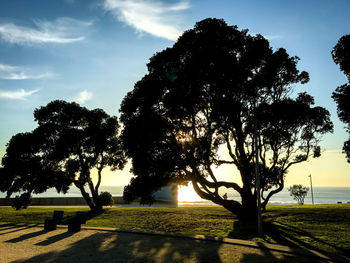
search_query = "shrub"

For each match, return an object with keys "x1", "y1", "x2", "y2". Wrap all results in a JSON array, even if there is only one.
[{"x1": 99, "y1": 191, "x2": 114, "y2": 207}]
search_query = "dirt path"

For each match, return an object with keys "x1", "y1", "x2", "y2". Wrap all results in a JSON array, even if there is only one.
[{"x1": 0, "y1": 224, "x2": 338, "y2": 263}]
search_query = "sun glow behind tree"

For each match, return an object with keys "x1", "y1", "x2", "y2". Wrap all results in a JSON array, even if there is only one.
[{"x1": 177, "y1": 183, "x2": 202, "y2": 202}]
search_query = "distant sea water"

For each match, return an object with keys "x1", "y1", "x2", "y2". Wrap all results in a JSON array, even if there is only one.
[
  {"x1": 268, "y1": 187, "x2": 350, "y2": 205},
  {"x1": 0, "y1": 186, "x2": 349, "y2": 206}
]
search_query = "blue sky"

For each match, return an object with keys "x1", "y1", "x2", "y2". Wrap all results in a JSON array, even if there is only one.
[{"x1": 0, "y1": 0, "x2": 350, "y2": 186}]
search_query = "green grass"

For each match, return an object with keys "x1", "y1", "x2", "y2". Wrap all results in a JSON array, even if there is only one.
[
  {"x1": 262, "y1": 204, "x2": 350, "y2": 256},
  {"x1": 0, "y1": 204, "x2": 349, "y2": 257}
]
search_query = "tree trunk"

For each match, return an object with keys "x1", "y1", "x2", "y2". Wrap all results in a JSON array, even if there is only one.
[
  {"x1": 78, "y1": 186, "x2": 95, "y2": 210},
  {"x1": 237, "y1": 167, "x2": 259, "y2": 222},
  {"x1": 87, "y1": 178, "x2": 102, "y2": 211},
  {"x1": 191, "y1": 181, "x2": 257, "y2": 222},
  {"x1": 90, "y1": 188, "x2": 102, "y2": 211},
  {"x1": 239, "y1": 189, "x2": 258, "y2": 222},
  {"x1": 218, "y1": 195, "x2": 257, "y2": 223},
  {"x1": 74, "y1": 181, "x2": 101, "y2": 211}
]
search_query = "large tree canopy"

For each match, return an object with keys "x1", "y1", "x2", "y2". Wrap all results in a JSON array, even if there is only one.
[
  {"x1": 332, "y1": 34, "x2": 350, "y2": 161},
  {"x1": 0, "y1": 100, "x2": 126, "y2": 210},
  {"x1": 120, "y1": 18, "x2": 333, "y2": 219}
]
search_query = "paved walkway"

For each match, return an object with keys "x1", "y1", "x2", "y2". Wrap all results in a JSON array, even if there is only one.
[{"x1": 0, "y1": 224, "x2": 347, "y2": 263}]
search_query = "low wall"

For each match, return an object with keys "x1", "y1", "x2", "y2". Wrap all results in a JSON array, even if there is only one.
[
  {"x1": 0, "y1": 196, "x2": 127, "y2": 206},
  {"x1": 0, "y1": 196, "x2": 177, "y2": 206}
]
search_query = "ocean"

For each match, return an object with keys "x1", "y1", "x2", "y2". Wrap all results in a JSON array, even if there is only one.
[
  {"x1": 1, "y1": 186, "x2": 349, "y2": 206},
  {"x1": 178, "y1": 187, "x2": 350, "y2": 206}
]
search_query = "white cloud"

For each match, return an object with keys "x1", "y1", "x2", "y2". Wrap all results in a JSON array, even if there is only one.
[
  {"x1": 103, "y1": 0, "x2": 190, "y2": 41},
  {"x1": 0, "y1": 63, "x2": 54, "y2": 80},
  {"x1": 0, "y1": 63, "x2": 17, "y2": 74},
  {"x1": 0, "y1": 17, "x2": 93, "y2": 45},
  {"x1": 75, "y1": 90, "x2": 93, "y2": 104},
  {"x1": 0, "y1": 89, "x2": 39, "y2": 100}
]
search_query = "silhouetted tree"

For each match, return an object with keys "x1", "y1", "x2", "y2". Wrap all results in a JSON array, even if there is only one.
[
  {"x1": 120, "y1": 18, "x2": 333, "y2": 220},
  {"x1": 288, "y1": 184, "x2": 309, "y2": 205},
  {"x1": 0, "y1": 100, "x2": 126, "y2": 211},
  {"x1": 332, "y1": 34, "x2": 350, "y2": 161}
]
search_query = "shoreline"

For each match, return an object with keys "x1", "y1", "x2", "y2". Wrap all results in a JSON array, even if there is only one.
[{"x1": 1, "y1": 196, "x2": 349, "y2": 207}]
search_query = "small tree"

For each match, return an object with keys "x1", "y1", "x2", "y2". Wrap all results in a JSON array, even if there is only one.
[
  {"x1": 288, "y1": 184, "x2": 309, "y2": 205},
  {"x1": 0, "y1": 100, "x2": 126, "y2": 211}
]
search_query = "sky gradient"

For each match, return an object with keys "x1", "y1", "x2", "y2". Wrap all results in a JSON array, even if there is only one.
[{"x1": 0, "y1": 0, "x2": 350, "y2": 187}]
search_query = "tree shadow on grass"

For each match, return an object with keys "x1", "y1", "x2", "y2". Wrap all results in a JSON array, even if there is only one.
[
  {"x1": 240, "y1": 242, "x2": 332, "y2": 263},
  {"x1": 227, "y1": 220, "x2": 258, "y2": 240},
  {"x1": 228, "y1": 221, "x2": 348, "y2": 262},
  {"x1": 263, "y1": 221, "x2": 350, "y2": 257},
  {"x1": 229, "y1": 219, "x2": 349, "y2": 260}
]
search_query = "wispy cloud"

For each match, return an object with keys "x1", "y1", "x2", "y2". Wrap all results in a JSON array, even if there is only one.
[
  {"x1": 0, "y1": 89, "x2": 39, "y2": 100},
  {"x1": 0, "y1": 63, "x2": 54, "y2": 80},
  {"x1": 103, "y1": 0, "x2": 190, "y2": 41},
  {"x1": 0, "y1": 17, "x2": 93, "y2": 45},
  {"x1": 264, "y1": 35, "x2": 283, "y2": 40},
  {"x1": 75, "y1": 90, "x2": 92, "y2": 104},
  {"x1": 63, "y1": 0, "x2": 76, "y2": 4}
]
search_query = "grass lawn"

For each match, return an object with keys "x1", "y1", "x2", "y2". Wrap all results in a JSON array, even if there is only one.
[{"x1": 0, "y1": 204, "x2": 349, "y2": 257}]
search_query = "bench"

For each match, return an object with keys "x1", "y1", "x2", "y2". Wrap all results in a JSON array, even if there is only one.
[
  {"x1": 44, "y1": 210, "x2": 64, "y2": 231},
  {"x1": 68, "y1": 211, "x2": 87, "y2": 233}
]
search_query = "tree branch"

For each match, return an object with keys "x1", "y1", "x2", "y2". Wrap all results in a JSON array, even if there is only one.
[
  {"x1": 225, "y1": 132, "x2": 239, "y2": 166},
  {"x1": 190, "y1": 166, "x2": 243, "y2": 195},
  {"x1": 261, "y1": 180, "x2": 284, "y2": 209}
]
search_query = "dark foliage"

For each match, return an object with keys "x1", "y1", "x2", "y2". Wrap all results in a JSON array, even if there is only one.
[
  {"x1": 99, "y1": 191, "x2": 114, "y2": 206},
  {"x1": 0, "y1": 100, "x2": 126, "y2": 210},
  {"x1": 120, "y1": 18, "x2": 333, "y2": 219},
  {"x1": 332, "y1": 34, "x2": 350, "y2": 161},
  {"x1": 332, "y1": 34, "x2": 350, "y2": 78}
]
